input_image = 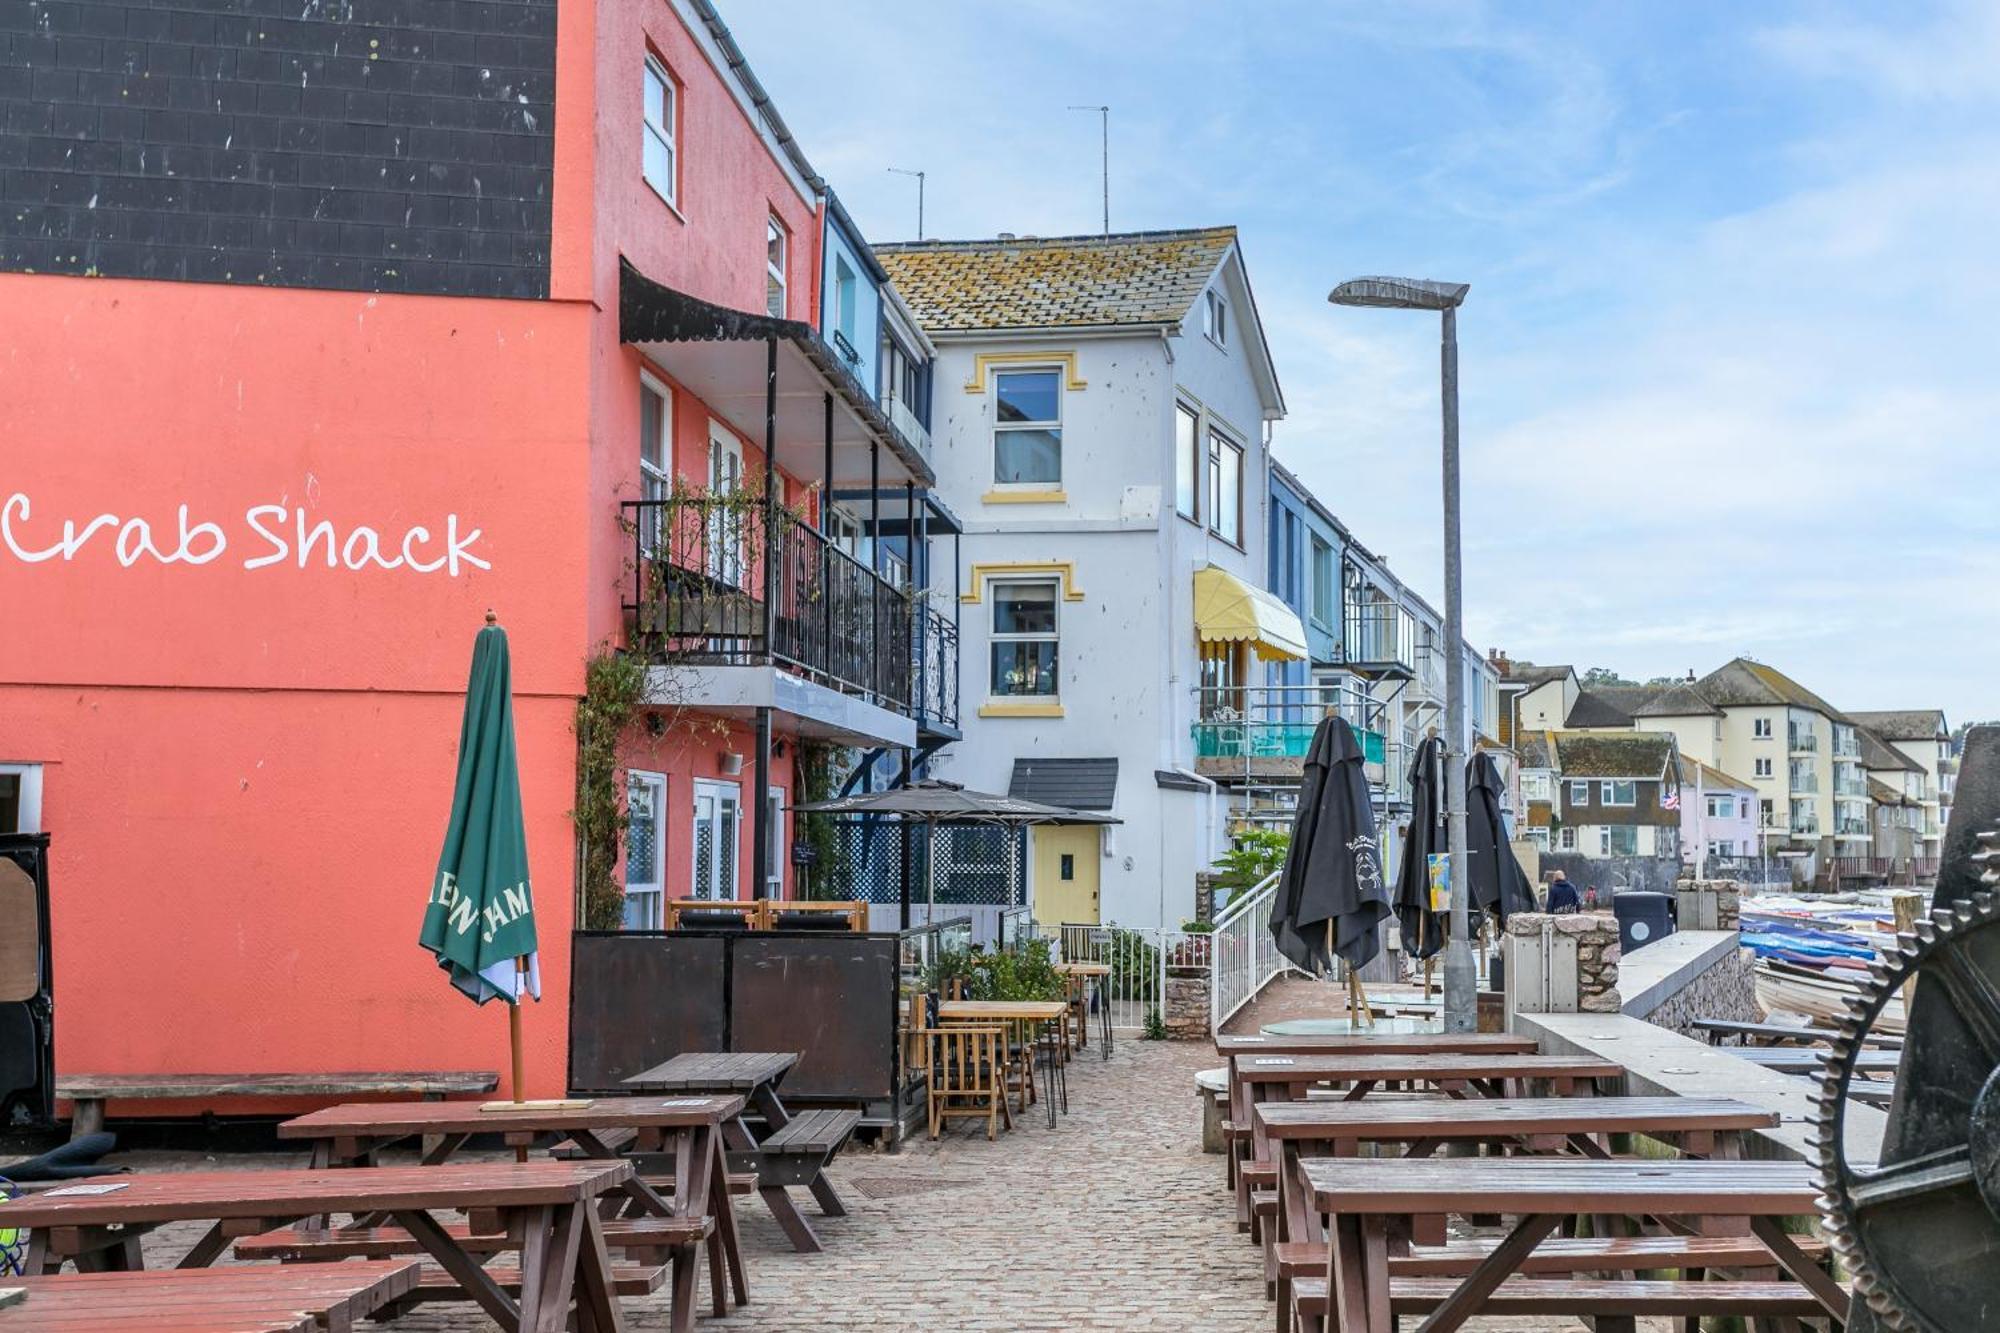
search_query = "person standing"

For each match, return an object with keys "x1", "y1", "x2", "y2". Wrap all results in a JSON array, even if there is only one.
[{"x1": 1546, "y1": 869, "x2": 1581, "y2": 914}]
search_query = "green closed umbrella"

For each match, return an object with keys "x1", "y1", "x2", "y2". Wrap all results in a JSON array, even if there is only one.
[{"x1": 419, "y1": 612, "x2": 541, "y2": 1099}]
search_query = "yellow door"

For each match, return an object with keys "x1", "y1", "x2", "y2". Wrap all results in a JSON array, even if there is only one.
[{"x1": 1032, "y1": 825, "x2": 1101, "y2": 926}]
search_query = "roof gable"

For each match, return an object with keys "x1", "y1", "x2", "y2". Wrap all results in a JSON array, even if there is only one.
[
  {"x1": 1548, "y1": 730, "x2": 1677, "y2": 779},
  {"x1": 1695, "y1": 658, "x2": 1847, "y2": 720},
  {"x1": 1847, "y1": 709, "x2": 1947, "y2": 742},
  {"x1": 876, "y1": 227, "x2": 1238, "y2": 336}
]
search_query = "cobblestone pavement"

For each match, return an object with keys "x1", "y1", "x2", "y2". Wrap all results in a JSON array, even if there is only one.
[{"x1": 112, "y1": 1029, "x2": 1678, "y2": 1330}]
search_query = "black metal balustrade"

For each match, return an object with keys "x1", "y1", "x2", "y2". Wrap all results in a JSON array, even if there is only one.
[
  {"x1": 913, "y1": 599, "x2": 960, "y2": 733},
  {"x1": 624, "y1": 494, "x2": 921, "y2": 712}
]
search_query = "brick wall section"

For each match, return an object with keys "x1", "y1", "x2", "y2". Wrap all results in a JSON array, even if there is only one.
[{"x1": 0, "y1": 0, "x2": 554, "y2": 297}]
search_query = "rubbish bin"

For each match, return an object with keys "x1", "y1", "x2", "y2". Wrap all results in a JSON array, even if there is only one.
[{"x1": 1613, "y1": 891, "x2": 1675, "y2": 956}]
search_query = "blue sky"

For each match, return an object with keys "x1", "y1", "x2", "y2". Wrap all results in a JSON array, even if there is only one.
[{"x1": 725, "y1": 1, "x2": 1999, "y2": 725}]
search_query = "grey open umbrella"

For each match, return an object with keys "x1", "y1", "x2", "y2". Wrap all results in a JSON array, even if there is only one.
[
  {"x1": 791, "y1": 780, "x2": 1118, "y2": 927},
  {"x1": 1466, "y1": 751, "x2": 1535, "y2": 927},
  {"x1": 1270, "y1": 717, "x2": 1392, "y2": 976},
  {"x1": 1394, "y1": 735, "x2": 1449, "y2": 961}
]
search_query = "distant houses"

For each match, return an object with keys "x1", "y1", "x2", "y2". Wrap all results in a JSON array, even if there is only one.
[{"x1": 1493, "y1": 654, "x2": 1952, "y2": 887}]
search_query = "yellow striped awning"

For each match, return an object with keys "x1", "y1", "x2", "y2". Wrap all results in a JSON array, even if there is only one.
[{"x1": 1192, "y1": 565, "x2": 1309, "y2": 663}]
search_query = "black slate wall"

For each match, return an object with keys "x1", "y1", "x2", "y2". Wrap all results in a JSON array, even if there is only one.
[{"x1": 0, "y1": 0, "x2": 556, "y2": 298}]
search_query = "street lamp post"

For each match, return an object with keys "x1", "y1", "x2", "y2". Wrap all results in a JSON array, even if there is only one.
[{"x1": 1328, "y1": 277, "x2": 1476, "y2": 1033}]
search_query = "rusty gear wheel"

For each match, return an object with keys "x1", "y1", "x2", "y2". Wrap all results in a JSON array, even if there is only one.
[{"x1": 1813, "y1": 845, "x2": 2000, "y2": 1333}]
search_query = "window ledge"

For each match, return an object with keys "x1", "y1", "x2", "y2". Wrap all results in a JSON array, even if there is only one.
[
  {"x1": 644, "y1": 176, "x2": 686, "y2": 224},
  {"x1": 978, "y1": 700, "x2": 1065, "y2": 719},
  {"x1": 983, "y1": 488, "x2": 1067, "y2": 505}
]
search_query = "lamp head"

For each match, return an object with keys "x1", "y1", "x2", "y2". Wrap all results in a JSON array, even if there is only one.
[{"x1": 1328, "y1": 277, "x2": 1469, "y2": 311}]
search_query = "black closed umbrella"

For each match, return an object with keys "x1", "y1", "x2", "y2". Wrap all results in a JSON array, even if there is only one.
[
  {"x1": 1270, "y1": 716, "x2": 1392, "y2": 977},
  {"x1": 1394, "y1": 735, "x2": 1449, "y2": 962},
  {"x1": 1466, "y1": 751, "x2": 1535, "y2": 927}
]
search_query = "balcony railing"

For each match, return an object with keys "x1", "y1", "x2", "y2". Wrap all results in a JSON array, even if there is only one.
[
  {"x1": 1832, "y1": 734, "x2": 1861, "y2": 759},
  {"x1": 624, "y1": 493, "x2": 915, "y2": 711},
  {"x1": 912, "y1": 598, "x2": 959, "y2": 733},
  {"x1": 884, "y1": 393, "x2": 931, "y2": 457},
  {"x1": 1788, "y1": 729, "x2": 1818, "y2": 754},
  {"x1": 1191, "y1": 684, "x2": 1386, "y2": 780},
  {"x1": 1835, "y1": 818, "x2": 1870, "y2": 838},
  {"x1": 1789, "y1": 768, "x2": 1819, "y2": 794},
  {"x1": 1789, "y1": 816, "x2": 1821, "y2": 837},
  {"x1": 1342, "y1": 600, "x2": 1414, "y2": 673},
  {"x1": 1833, "y1": 775, "x2": 1868, "y2": 798}
]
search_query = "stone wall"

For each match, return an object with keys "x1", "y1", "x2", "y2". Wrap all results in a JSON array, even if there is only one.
[
  {"x1": 1639, "y1": 945, "x2": 1761, "y2": 1038},
  {"x1": 1675, "y1": 879, "x2": 1743, "y2": 930},
  {"x1": 1164, "y1": 969, "x2": 1209, "y2": 1039},
  {"x1": 1537, "y1": 853, "x2": 1682, "y2": 896},
  {"x1": 1504, "y1": 911, "x2": 1622, "y2": 1015}
]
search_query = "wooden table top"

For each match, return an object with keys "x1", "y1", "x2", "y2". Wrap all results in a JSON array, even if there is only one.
[
  {"x1": 938, "y1": 1000, "x2": 1070, "y2": 1021},
  {"x1": 1216, "y1": 1033, "x2": 1536, "y2": 1057},
  {"x1": 0, "y1": 1161, "x2": 631, "y2": 1227},
  {"x1": 623, "y1": 1052, "x2": 797, "y2": 1092},
  {"x1": 277, "y1": 1093, "x2": 744, "y2": 1139},
  {"x1": 1054, "y1": 962, "x2": 1111, "y2": 976},
  {"x1": 1255, "y1": 1095, "x2": 1778, "y2": 1140},
  {"x1": 1303, "y1": 1156, "x2": 1822, "y2": 1215},
  {"x1": 2, "y1": 1260, "x2": 421, "y2": 1330},
  {"x1": 1234, "y1": 1052, "x2": 1624, "y2": 1082},
  {"x1": 1735, "y1": 1047, "x2": 1901, "y2": 1074},
  {"x1": 1694, "y1": 1018, "x2": 1903, "y2": 1047}
]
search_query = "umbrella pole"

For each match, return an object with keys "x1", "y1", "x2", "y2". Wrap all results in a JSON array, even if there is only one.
[{"x1": 510, "y1": 956, "x2": 528, "y2": 1105}]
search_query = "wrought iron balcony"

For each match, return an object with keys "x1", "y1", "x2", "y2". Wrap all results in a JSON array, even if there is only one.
[
  {"x1": 624, "y1": 493, "x2": 920, "y2": 713},
  {"x1": 912, "y1": 598, "x2": 960, "y2": 735}
]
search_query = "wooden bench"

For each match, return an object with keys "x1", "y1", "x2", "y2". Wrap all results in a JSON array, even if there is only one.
[
  {"x1": 3, "y1": 1259, "x2": 420, "y2": 1331},
  {"x1": 235, "y1": 1215, "x2": 710, "y2": 1264},
  {"x1": 1695, "y1": 1016, "x2": 1902, "y2": 1049},
  {"x1": 390, "y1": 1260, "x2": 664, "y2": 1307},
  {"x1": 1292, "y1": 1276, "x2": 1836, "y2": 1331},
  {"x1": 1274, "y1": 1232, "x2": 1828, "y2": 1281},
  {"x1": 55, "y1": 1071, "x2": 498, "y2": 1139}
]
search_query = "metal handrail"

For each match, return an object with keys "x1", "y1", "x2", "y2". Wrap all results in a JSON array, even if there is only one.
[{"x1": 1209, "y1": 869, "x2": 1285, "y2": 1034}]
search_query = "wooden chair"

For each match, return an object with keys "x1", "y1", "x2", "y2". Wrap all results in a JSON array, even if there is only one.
[
  {"x1": 762, "y1": 899, "x2": 867, "y2": 931},
  {"x1": 913, "y1": 1025, "x2": 1010, "y2": 1140},
  {"x1": 663, "y1": 899, "x2": 761, "y2": 931}
]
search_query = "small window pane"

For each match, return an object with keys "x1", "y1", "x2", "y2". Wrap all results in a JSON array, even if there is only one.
[
  {"x1": 996, "y1": 371, "x2": 1060, "y2": 424},
  {"x1": 993, "y1": 583, "x2": 1056, "y2": 634},
  {"x1": 644, "y1": 133, "x2": 672, "y2": 194},
  {"x1": 1174, "y1": 404, "x2": 1199, "y2": 518},
  {"x1": 995, "y1": 429, "x2": 1061, "y2": 484},
  {"x1": 640, "y1": 385, "x2": 666, "y2": 473},
  {"x1": 644, "y1": 66, "x2": 665, "y2": 125},
  {"x1": 991, "y1": 642, "x2": 1058, "y2": 695},
  {"x1": 626, "y1": 779, "x2": 659, "y2": 886}
]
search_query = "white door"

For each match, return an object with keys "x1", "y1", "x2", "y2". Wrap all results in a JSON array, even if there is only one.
[
  {"x1": 692, "y1": 779, "x2": 742, "y2": 901},
  {"x1": 707, "y1": 421, "x2": 744, "y2": 586},
  {"x1": 623, "y1": 771, "x2": 666, "y2": 929}
]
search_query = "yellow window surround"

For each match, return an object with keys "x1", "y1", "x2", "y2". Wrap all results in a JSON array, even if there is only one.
[
  {"x1": 978, "y1": 700, "x2": 1066, "y2": 718},
  {"x1": 959, "y1": 561, "x2": 1088, "y2": 604},
  {"x1": 963, "y1": 351, "x2": 1087, "y2": 393},
  {"x1": 981, "y1": 488, "x2": 1068, "y2": 505}
]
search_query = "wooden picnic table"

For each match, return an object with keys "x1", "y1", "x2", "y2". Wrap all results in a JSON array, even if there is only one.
[
  {"x1": 1694, "y1": 1016, "x2": 1903, "y2": 1048},
  {"x1": 623, "y1": 1053, "x2": 854, "y2": 1255},
  {"x1": 0, "y1": 1259, "x2": 421, "y2": 1332},
  {"x1": 1298, "y1": 1156, "x2": 1844, "y2": 1333},
  {"x1": 1255, "y1": 1094, "x2": 1780, "y2": 1302},
  {"x1": 1735, "y1": 1045, "x2": 1900, "y2": 1076},
  {"x1": 0, "y1": 1161, "x2": 633, "y2": 1333},
  {"x1": 273, "y1": 1094, "x2": 746, "y2": 1332},
  {"x1": 939, "y1": 999, "x2": 1071, "y2": 1125},
  {"x1": 1226, "y1": 1050, "x2": 1622, "y2": 1238}
]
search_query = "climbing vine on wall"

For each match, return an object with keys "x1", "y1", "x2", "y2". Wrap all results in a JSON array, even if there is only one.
[
  {"x1": 797, "y1": 738, "x2": 852, "y2": 900},
  {"x1": 572, "y1": 645, "x2": 649, "y2": 931}
]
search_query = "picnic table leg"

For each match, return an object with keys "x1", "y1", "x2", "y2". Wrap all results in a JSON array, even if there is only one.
[
  {"x1": 1411, "y1": 1211, "x2": 1561, "y2": 1333},
  {"x1": 393, "y1": 1207, "x2": 524, "y2": 1332},
  {"x1": 706, "y1": 1128, "x2": 748, "y2": 1308},
  {"x1": 1748, "y1": 1215, "x2": 1850, "y2": 1321},
  {"x1": 724, "y1": 1115, "x2": 821, "y2": 1254},
  {"x1": 68, "y1": 1097, "x2": 105, "y2": 1142},
  {"x1": 524, "y1": 1201, "x2": 585, "y2": 1333},
  {"x1": 571, "y1": 1205, "x2": 628, "y2": 1333},
  {"x1": 1328, "y1": 1213, "x2": 1373, "y2": 1333}
]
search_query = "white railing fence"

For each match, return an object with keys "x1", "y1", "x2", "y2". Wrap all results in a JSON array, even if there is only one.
[
  {"x1": 1051, "y1": 922, "x2": 1209, "y2": 1034},
  {"x1": 1209, "y1": 870, "x2": 1287, "y2": 1034}
]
